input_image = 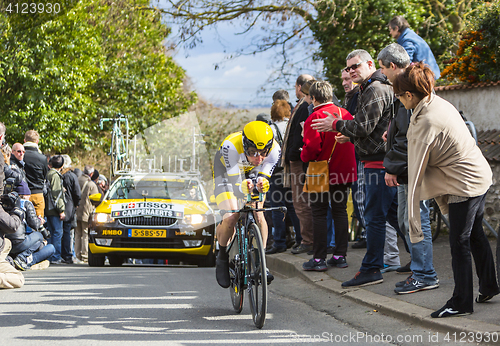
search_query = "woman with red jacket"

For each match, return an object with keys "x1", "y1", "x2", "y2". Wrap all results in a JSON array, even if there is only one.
[{"x1": 301, "y1": 81, "x2": 357, "y2": 271}]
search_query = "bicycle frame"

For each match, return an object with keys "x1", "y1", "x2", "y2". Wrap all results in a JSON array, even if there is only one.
[
  {"x1": 227, "y1": 195, "x2": 286, "y2": 287},
  {"x1": 223, "y1": 192, "x2": 286, "y2": 328}
]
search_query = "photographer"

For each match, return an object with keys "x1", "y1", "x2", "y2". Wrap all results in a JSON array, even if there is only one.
[
  {"x1": 0, "y1": 187, "x2": 25, "y2": 289},
  {"x1": 5, "y1": 181, "x2": 54, "y2": 271}
]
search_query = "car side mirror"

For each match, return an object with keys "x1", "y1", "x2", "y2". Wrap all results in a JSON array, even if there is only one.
[
  {"x1": 209, "y1": 195, "x2": 217, "y2": 207},
  {"x1": 89, "y1": 193, "x2": 102, "y2": 202}
]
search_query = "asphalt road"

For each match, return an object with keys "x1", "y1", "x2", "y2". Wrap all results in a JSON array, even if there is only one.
[{"x1": 0, "y1": 264, "x2": 475, "y2": 345}]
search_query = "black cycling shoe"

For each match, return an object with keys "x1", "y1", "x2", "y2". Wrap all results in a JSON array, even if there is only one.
[{"x1": 215, "y1": 257, "x2": 230, "y2": 288}]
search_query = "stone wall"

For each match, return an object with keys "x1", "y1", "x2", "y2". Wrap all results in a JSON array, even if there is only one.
[
  {"x1": 485, "y1": 161, "x2": 500, "y2": 235},
  {"x1": 436, "y1": 83, "x2": 500, "y2": 235},
  {"x1": 435, "y1": 83, "x2": 500, "y2": 131}
]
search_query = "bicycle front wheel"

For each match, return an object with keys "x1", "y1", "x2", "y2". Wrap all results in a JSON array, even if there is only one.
[{"x1": 246, "y1": 222, "x2": 267, "y2": 329}]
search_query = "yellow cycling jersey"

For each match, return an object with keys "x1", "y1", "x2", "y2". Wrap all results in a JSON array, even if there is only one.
[{"x1": 218, "y1": 131, "x2": 280, "y2": 179}]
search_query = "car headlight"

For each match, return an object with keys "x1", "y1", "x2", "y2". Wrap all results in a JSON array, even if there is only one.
[
  {"x1": 183, "y1": 240, "x2": 202, "y2": 247},
  {"x1": 95, "y1": 238, "x2": 113, "y2": 246},
  {"x1": 184, "y1": 214, "x2": 207, "y2": 225},
  {"x1": 95, "y1": 213, "x2": 113, "y2": 223}
]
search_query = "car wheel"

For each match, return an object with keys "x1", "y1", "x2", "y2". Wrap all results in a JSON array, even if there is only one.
[
  {"x1": 198, "y1": 239, "x2": 216, "y2": 267},
  {"x1": 88, "y1": 247, "x2": 105, "y2": 267},
  {"x1": 108, "y1": 256, "x2": 124, "y2": 267}
]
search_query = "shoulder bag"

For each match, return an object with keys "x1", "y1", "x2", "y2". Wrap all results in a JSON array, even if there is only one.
[{"x1": 303, "y1": 106, "x2": 341, "y2": 193}]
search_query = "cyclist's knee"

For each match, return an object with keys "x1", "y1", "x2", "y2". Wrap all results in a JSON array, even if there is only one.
[{"x1": 222, "y1": 212, "x2": 239, "y2": 229}]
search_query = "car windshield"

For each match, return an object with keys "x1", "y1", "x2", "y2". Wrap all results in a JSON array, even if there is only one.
[{"x1": 108, "y1": 178, "x2": 203, "y2": 201}]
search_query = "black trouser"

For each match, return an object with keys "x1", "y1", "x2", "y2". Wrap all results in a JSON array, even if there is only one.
[
  {"x1": 309, "y1": 183, "x2": 351, "y2": 260},
  {"x1": 448, "y1": 193, "x2": 499, "y2": 312}
]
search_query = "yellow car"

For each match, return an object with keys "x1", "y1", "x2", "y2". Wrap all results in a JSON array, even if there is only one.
[{"x1": 88, "y1": 173, "x2": 217, "y2": 267}]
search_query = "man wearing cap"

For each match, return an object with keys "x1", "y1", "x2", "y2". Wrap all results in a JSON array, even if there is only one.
[{"x1": 45, "y1": 155, "x2": 66, "y2": 264}]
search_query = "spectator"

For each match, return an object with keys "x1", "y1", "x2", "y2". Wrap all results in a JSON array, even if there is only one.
[
  {"x1": 388, "y1": 15, "x2": 441, "y2": 79},
  {"x1": 272, "y1": 89, "x2": 292, "y2": 115},
  {"x1": 0, "y1": 123, "x2": 25, "y2": 286},
  {"x1": 311, "y1": 49, "x2": 398, "y2": 287},
  {"x1": 76, "y1": 165, "x2": 99, "y2": 263},
  {"x1": 0, "y1": 123, "x2": 7, "y2": 194},
  {"x1": 23, "y1": 130, "x2": 49, "y2": 218},
  {"x1": 266, "y1": 99, "x2": 301, "y2": 254},
  {"x1": 0, "y1": 202, "x2": 24, "y2": 289},
  {"x1": 301, "y1": 81, "x2": 357, "y2": 271},
  {"x1": 341, "y1": 69, "x2": 366, "y2": 249},
  {"x1": 61, "y1": 155, "x2": 81, "y2": 264},
  {"x1": 4, "y1": 143, "x2": 27, "y2": 188},
  {"x1": 7, "y1": 181, "x2": 54, "y2": 271},
  {"x1": 393, "y1": 62, "x2": 499, "y2": 318},
  {"x1": 46, "y1": 155, "x2": 66, "y2": 264},
  {"x1": 280, "y1": 74, "x2": 316, "y2": 255},
  {"x1": 256, "y1": 113, "x2": 271, "y2": 124},
  {"x1": 97, "y1": 175, "x2": 108, "y2": 194},
  {"x1": 73, "y1": 168, "x2": 83, "y2": 179},
  {"x1": 377, "y1": 43, "x2": 438, "y2": 292}
]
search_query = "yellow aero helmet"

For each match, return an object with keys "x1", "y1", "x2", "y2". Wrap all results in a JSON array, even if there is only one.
[{"x1": 242, "y1": 121, "x2": 274, "y2": 156}]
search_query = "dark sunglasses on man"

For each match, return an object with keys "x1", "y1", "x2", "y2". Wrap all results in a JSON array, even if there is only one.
[{"x1": 345, "y1": 61, "x2": 367, "y2": 72}]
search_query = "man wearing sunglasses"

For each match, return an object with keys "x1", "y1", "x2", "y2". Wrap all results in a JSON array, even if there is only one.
[
  {"x1": 213, "y1": 121, "x2": 280, "y2": 288},
  {"x1": 312, "y1": 49, "x2": 397, "y2": 288},
  {"x1": 6, "y1": 143, "x2": 28, "y2": 187}
]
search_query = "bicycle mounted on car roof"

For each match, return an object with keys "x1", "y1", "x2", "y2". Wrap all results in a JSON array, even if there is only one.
[{"x1": 100, "y1": 114, "x2": 130, "y2": 177}]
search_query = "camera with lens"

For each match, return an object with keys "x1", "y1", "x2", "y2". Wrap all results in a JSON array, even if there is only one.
[
  {"x1": 1, "y1": 191, "x2": 20, "y2": 212},
  {"x1": 38, "y1": 225, "x2": 51, "y2": 239},
  {"x1": 3, "y1": 177, "x2": 15, "y2": 195}
]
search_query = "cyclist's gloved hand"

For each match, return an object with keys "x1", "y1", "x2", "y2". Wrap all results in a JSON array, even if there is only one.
[
  {"x1": 256, "y1": 177, "x2": 270, "y2": 193},
  {"x1": 240, "y1": 179, "x2": 254, "y2": 195}
]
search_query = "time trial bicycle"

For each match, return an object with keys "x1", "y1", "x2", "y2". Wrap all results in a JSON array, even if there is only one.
[{"x1": 221, "y1": 189, "x2": 286, "y2": 329}]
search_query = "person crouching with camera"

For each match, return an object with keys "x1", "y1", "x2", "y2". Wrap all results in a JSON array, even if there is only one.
[
  {"x1": 0, "y1": 188, "x2": 26, "y2": 289},
  {"x1": 5, "y1": 181, "x2": 54, "y2": 271}
]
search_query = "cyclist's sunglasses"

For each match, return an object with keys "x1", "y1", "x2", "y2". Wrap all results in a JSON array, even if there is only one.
[{"x1": 247, "y1": 147, "x2": 270, "y2": 157}]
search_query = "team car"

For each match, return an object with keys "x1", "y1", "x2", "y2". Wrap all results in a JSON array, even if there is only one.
[{"x1": 87, "y1": 172, "x2": 217, "y2": 267}]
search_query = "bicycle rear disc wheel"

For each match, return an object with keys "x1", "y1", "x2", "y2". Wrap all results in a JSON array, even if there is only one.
[
  {"x1": 229, "y1": 263, "x2": 244, "y2": 313},
  {"x1": 246, "y1": 223, "x2": 267, "y2": 329}
]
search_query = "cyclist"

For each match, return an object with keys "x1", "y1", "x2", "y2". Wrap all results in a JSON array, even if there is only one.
[{"x1": 213, "y1": 121, "x2": 280, "y2": 288}]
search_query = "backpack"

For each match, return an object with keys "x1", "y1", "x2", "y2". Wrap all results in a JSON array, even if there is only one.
[{"x1": 44, "y1": 178, "x2": 65, "y2": 212}]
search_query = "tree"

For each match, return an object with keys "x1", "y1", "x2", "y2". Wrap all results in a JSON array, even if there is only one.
[
  {"x1": 154, "y1": 0, "x2": 485, "y2": 95},
  {"x1": 440, "y1": 1, "x2": 500, "y2": 84},
  {"x1": 0, "y1": 0, "x2": 196, "y2": 152}
]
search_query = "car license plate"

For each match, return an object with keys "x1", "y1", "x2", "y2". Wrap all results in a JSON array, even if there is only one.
[{"x1": 130, "y1": 229, "x2": 166, "y2": 238}]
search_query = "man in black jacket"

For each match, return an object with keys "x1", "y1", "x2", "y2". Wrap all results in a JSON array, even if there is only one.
[
  {"x1": 281, "y1": 74, "x2": 315, "y2": 255},
  {"x1": 23, "y1": 130, "x2": 48, "y2": 218},
  {"x1": 377, "y1": 43, "x2": 438, "y2": 294},
  {"x1": 61, "y1": 155, "x2": 81, "y2": 264}
]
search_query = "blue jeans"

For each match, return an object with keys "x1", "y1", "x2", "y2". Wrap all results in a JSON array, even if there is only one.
[
  {"x1": 47, "y1": 215, "x2": 64, "y2": 261},
  {"x1": 326, "y1": 204, "x2": 336, "y2": 248},
  {"x1": 360, "y1": 168, "x2": 398, "y2": 271},
  {"x1": 269, "y1": 173, "x2": 301, "y2": 249},
  {"x1": 11, "y1": 231, "x2": 44, "y2": 256},
  {"x1": 62, "y1": 220, "x2": 73, "y2": 261},
  {"x1": 11, "y1": 232, "x2": 55, "y2": 268},
  {"x1": 398, "y1": 185, "x2": 437, "y2": 283}
]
